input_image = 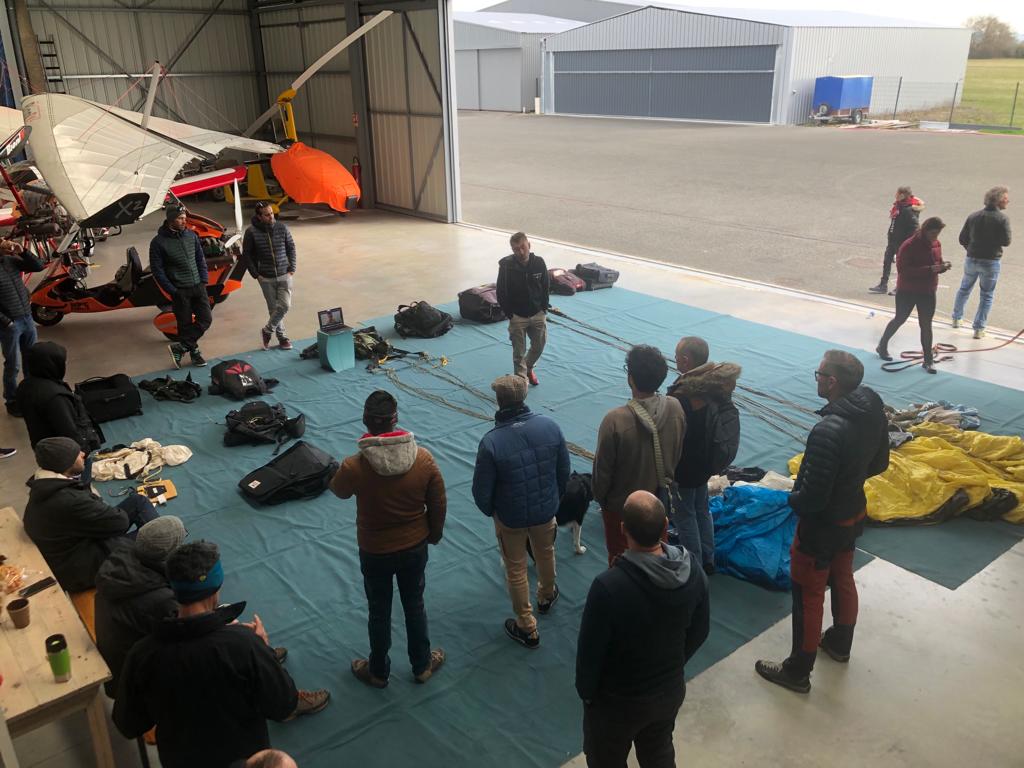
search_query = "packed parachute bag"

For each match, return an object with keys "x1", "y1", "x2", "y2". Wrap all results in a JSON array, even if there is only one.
[
  {"x1": 224, "y1": 401, "x2": 305, "y2": 454},
  {"x1": 458, "y1": 284, "x2": 506, "y2": 323},
  {"x1": 548, "y1": 268, "x2": 586, "y2": 296},
  {"x1": 238, "y1": 440, "x2": 339, "y2": 505},
  {"x1": 139, "y1": 373, "x2": 203, "y2": 403},
  {"x1": 208, "y1": 359, "x2": 279, "y2": 400},
  {"x1": 74, "y1": 374, "x2": 143, "y2": 423},
  {"x1": 394, "y1": 301, "x2": 454, "y2": 338},
  {"x1": 711, "y1": 485, "x2": 796, "y2": 590},
  {"x1": 571, "y1": 262, "x2": 620, "y2": 291}
]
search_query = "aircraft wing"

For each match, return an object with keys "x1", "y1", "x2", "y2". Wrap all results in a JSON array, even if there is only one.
[{"x1": 105, "y1": 105, "x2": 282, "y2": 157}]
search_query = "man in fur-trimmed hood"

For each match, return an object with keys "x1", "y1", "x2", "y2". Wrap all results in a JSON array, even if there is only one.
[{"x1": 666, "y1": 337, "x2": 741, "y2": 573}]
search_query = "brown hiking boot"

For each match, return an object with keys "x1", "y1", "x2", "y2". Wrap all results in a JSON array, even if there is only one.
[
  {"x1": 414, "y1": 648, "x2": 446, "y2": 684},
  {"x1": 351, "y1": 658, "x2": 388, "y2": 689},
  {"x1": 285, "y1": 689, "x2": 330, "y2": 720}
]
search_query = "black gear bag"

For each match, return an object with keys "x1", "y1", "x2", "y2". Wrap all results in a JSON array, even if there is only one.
[
  {"x1": 74, "y1": 374, "x2": 143, "y2": 423},
  {"x1": 394, "y1": 301, "x2": 454, "y2": 338},
  {"x1": 458, "y1": 284, "x2": 506, "y2": 323},
  {"x1": 224, "y1": 401, "x2": 305, "y2": 453},
  {"x1": 238, "y1": 440, "x2": 339, "y2": 505}
]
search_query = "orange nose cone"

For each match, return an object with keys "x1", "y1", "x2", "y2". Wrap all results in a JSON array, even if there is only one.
[{"x1": 270, "y1": 142, "x2": 362, "y2": 213}]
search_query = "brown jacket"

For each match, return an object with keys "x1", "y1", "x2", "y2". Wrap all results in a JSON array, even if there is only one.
[
  {"x1": 329, "y1": 431, "x2": 447, "y2": 555},
  {"x1": 592, "y1": 395, "x2": 686, "y2": 514}
]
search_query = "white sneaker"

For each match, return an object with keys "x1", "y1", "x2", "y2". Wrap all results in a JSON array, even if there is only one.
[
  {"x1": 951, "y1": 318, "x2": 961, "y2": 328},
  {"x1": 973, "y1": 328, "x2": 986, "y2": 339}
]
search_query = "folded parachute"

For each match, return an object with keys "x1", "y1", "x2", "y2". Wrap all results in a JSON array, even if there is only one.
[{"x1": 710, "y1": 485, "x2": 796, "y2": 590}]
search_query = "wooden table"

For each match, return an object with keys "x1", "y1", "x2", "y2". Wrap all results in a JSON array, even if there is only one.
[{"x1": 0, "y1": 506, "x2": 114, "y2": 768}]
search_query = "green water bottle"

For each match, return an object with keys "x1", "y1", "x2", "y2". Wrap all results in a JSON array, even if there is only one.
[{"x1": 45, "y1": 634, "x2": 72, "y2": 683}]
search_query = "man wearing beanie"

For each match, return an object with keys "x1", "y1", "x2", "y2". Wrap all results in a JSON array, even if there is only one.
[
  {"x1": 23, "y1": 437, "x2": 158, "y2": 591},
  {"x1": 472, "y1": 374, "x2": 570, "y2": 648},
  {"x1": 330, "y1": 390, "x2": 448, "y2": 688},
  {"x1": 150, "y1": 204, "x2": 212, "y2": 369},
  {"x1": 114, "y1": 541, "x2": 331, "y2": 768}
]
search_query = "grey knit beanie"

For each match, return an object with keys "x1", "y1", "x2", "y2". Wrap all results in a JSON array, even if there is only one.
[
  {"x1": 34, "y1": 437, "x2": 81, "y2": 473},
  {"x1": 135, "y1": 516, "x2": 187, "y2": 565}
]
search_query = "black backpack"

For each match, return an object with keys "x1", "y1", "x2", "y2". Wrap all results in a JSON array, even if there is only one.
[
  {"x1": 706, "y1": 399, "x2": 741, "y2": 476},
  {"x1": 139, "y1": 374, "x2": 203, "y2": 403},
  {"x1": 394, "y1": 301, "x2": 454, "y2": 339},
  {"x1": 224, "y1": 401, "x2": 305, "y2": 453},
  {"x1": 572, "y1": 262, "x2": 620, "y2": 290},
  {"x1": 74, "y1": 374, "x2": 143, "y2": 423},
  {"x1": 238, "y1": 440, "x2": 339, "y2": 505},
  {"x1": 458, "y1": 284, "x2": 506, "y2": 323},
  {"x1": 208, "y1": 359, "x2": 279, "y2": 400}
]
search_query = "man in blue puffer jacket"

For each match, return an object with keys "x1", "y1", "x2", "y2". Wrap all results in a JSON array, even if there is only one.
[{"x1": 472, "y1": 374, "x2": 570, "y2": 649}]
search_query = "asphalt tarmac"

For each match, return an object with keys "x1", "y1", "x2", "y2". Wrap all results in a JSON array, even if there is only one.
[{"x1": 458, "y1": 111, "x2": 1023, "y2": 332}]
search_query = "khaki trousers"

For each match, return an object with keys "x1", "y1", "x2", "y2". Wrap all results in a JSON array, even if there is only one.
[
  {"x1": 508, "y1": 311, "x2": 547, "y2": 377},
  {"x1": 494, "y1": 517, "x2": 557, "y2": 634}
]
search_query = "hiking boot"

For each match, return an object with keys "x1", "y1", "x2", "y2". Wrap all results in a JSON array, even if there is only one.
[
  {"x1": 504, "y1": 618, "x2": 539, "y2": 649},
  {"x1": 274, "y1": 646, "x2": 288, "y2": 664},
  {"x1": 190, "y1": 350, "x2": 207, "y2": 367},
  {"x1": 702, "y1": 562, "x2": 716, "y2": 577},
  {"x1": 868, "y1": 282, "x2": 888, "y2": 294},
  {"x1": 974, "y1": 328, "x2": 986, "y2": 340},
  {"x1": 286, "y1": 689, "x2": 331, "y2": 719},
  {"x1": 875, "y1": 344, "x2": 892, "y2": 361},
  {"x1": 819, "y1": 632, "x2": 851, "y2": 663},
  {"x1": 261, "y1": 329, "x2": 272, "y2": 350},
  {"x1": 951, "y1": 318, "x2": 961, "y2": 329},
  {"x1": 414, "y1": 648, "x2": 447, "y2": 684},
  {"x1": 0, "y1": 447, "x2": 16, "y2": 459},
  {"x1": 527, "y1": 369, "x2": 539, "y2": 386},
  {"x1": 537, "y1": 585, "x2": 559, "y2": 615},
  {"x1": 277, "y1": 336, "x2": 293, "y2": 351},
  {"x1": 755, "y1": 659, "x2": 811, "y2": 694},
  {"x1": 350, "y1": 658, "x2": 388, "y2": 689},
  {"x1": 168, "y1": 343, "x2": 184, "y2": 370}
]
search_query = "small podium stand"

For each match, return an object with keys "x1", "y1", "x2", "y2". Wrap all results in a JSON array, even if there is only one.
[{"x1": 317, "y1": 326, "x2": 355, "y2": 372}]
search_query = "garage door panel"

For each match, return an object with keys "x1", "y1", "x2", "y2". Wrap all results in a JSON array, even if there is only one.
[
  {"x1": 651, "y1": 45, "x2": 775, "y2": 72},
  {"x1": 479, "y1": 48, "x2": 522, "y2": 111},
  {"x1": 456, "y1": 50, "x2": 480, "y2": 109},
  {"x1": 554, "y1": 73, "x2": 650, "y2": 117},
  {"x1": 555, "y1": 50, "x2": 652, "y2": 73},
  {"x1": 650, "y1": 72, "x2": 773, "y2": 121}
]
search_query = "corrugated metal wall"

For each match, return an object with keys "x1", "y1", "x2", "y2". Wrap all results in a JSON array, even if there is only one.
[
  {"x1": 520, "y1": 33, "x2": 543, "y2": 106},
  {"x1": 783, "y1": 27, "x2": 972, "y2": 123},
  {"x1": 482, "y1": 0, "x2": 632, "y2": 23},
  {"x1": 26, "y1": 0, "x2": 259, "y2": 132},
  {"x1": 455, "y1": 23, "x2": 542, "y2": 111},
  {"x1": 455, "y1": 20, "x2": 520, "y2": 50}
]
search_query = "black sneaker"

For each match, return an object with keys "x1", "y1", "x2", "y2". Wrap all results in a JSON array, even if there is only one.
[
  {"x1": 168, "y1": 343, "x2": 184, "y2": 370},
  {"x1": 0, "y1": 447, "x2": 16, "y2": 459},
  {"x1": 274, "y1": 646, "x2": 288, "y2": 664},
  {"x1": 537, "y1": 585, "x2": 559, "y2": 615},
  {"x1": 819, "y1": 633, "x2": 851, "y2": 663},
  {"x1": 868, "y1": 283, "x2": 888, "y2": 294},
  {"x1": 875, "y1": 345, "x2": 892, "y2": 361},
  {"x1": 755, "y1": 659, "x2": 811, "y2": 694},
  {"x1": 504, "y1": 618, "x2": 539, "y2": 649},
  {"x1": 5, "y1": 401, "x2": 21, "y2": 418},
  {"x1": 190, "y1": 350, "x2": 207, "y2": 367}
]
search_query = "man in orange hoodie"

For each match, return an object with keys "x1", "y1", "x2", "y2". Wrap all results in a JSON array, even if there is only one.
[{"x1": 330, "y1": 390, "x2": 448, "y2": 688}]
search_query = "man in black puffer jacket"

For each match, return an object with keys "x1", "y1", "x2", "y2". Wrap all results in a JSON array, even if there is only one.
[
  {"x1": 0, "y1": 237, "x2": 44, "y2": 417},
  {"x1": 242, "y1": 201, "x2": 297, "y2": 351},
  {"x1": 756, "y1": 350, "x2": 888, "y2": 694},
  {"x1": 496, "y1": 232, "x2": 549, "y2": 386}
]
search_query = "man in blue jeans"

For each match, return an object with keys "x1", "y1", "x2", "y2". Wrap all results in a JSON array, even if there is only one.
[
  {"x1": 0, "y1": 238, "x2": 44, "y2": 417},
  {"x1": 952, "y1": 186, "x2": 1011, "y2": 339},
  {"x1": 666, "y1": 337, "x2": 741, "y2": 574},
  {"x1": 329, "y1": 391, "x2": 448, "y2": 688}
]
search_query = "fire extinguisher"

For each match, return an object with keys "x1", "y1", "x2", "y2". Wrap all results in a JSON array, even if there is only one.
[{"x1": 351, "y1": 156, "x2": 362, "y2": 208}]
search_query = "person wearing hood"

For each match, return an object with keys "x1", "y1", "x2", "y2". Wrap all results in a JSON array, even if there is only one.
[
  {"x1": 472, "y1": 374, "x2": 570, "y2": 649},
  {"x1": 667, "y1": 337, "x2": 741, "y2": 573},
  {"x1": 593, "y1": 345, "x2": 686, "y2": 567},
  {"x1": 0, "y1": 236, "x2": 44, "y2": 417},
  {"x1": 330, "y1": 390, "x2": 448, "y2": 688},
  {"x1": 952, "y1": 185, "x2": 1011, "y2": 339},
  {"x1": 870, "y1": 186, "x2": 924, "y2": 295},
  {"x1": 23, "y1": 437, "x2": 158, "y2": 592},
  {"x1": 114, "y1": 541, "x2": 330, "y2": 768},
  {"x1": 242, "y1": 201, "x2": 297, "y2": 351},
  {"x1": 756, "y1": 350, "x2": 889, "y2": 694},
  {"x1": 496, "y1": 232, "x2": 550, "y2": 385},
  {"x1": 150, "y1": 204, "x2": 211, "y2": 368},
  {"x1": 576, "y1": 490, "x2": 709, "y2": 768}
]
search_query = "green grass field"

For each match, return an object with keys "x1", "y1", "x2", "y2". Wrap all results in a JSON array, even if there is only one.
[{"x1": 895, "y1": 59, "x2": 1024, "y2": 130}]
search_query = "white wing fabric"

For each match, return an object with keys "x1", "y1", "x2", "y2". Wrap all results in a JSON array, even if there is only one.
[
  {"x1": 0, "y1": 106, "x2": 23, "y2": 139},
  {"x1": 105, "y1": 105, "x2": 281, "y2": 157}
]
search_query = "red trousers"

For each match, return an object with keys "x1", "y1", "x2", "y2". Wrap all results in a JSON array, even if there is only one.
[
  {"x1": 789, "y1": 526, "x2": 859, "y2": 659},
  {"x1": 601, "y1": 508, "x2": 627, "y2": 568}
]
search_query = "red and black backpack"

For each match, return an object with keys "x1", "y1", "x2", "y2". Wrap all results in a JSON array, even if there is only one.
[{"x1": 208, "y1": 359, "x2": 279, "y2": 400}]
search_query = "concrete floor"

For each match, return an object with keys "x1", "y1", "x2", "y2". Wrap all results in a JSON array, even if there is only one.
[
  {"x1": 458, "y1": 111, "x2": 1024, "y2": 332},
  {"x1": 2, "y1": 207, "x2": 1023, "y2": 767}
]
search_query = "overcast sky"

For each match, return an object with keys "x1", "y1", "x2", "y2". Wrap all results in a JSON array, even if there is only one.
[{"x1": 452, "y1": 0, "x2": 1024, "y2": 34}]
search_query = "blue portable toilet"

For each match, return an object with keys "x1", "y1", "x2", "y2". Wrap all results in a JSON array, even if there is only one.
[{"x1": 812, "y1": 76, "x2": 873, "y2": 123}]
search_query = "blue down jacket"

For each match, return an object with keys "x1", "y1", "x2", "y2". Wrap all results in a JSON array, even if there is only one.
[
  {"x1": 472, "y1": 406, "x2": 570, "y2": 529},
  {"x1": 710, "y1": 485, "x2": 797, "y2": 591}
]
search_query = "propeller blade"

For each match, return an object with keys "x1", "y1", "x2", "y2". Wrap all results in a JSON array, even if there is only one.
[
  {"x1": 242, "y1": 10, "x2": 393, "y2": 137},
  {"x1": 233, "y1": 179, "x2": 242, "y2": 235}
]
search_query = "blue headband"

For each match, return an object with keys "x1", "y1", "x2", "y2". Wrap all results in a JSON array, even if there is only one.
[{"x1": 169, "y1": 559, "x2": 224, "y2": 603}]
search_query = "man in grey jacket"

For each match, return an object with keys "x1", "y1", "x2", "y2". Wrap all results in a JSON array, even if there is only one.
[
  {"x1": 242, "y1": 201, "x2": 297, "y2": 351},
  {"x1": 952, "y1": 185, "x2": 1011, "y2": 339}
]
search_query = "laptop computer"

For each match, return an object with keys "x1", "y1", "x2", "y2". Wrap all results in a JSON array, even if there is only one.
[{"x1": 318, "y1": 307, "x2": 346, "y2": 333}]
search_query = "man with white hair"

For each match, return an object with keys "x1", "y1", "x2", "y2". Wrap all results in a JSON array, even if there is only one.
[{"x1": 952, "y1": 185, "x2": 1011, "y2": 339}]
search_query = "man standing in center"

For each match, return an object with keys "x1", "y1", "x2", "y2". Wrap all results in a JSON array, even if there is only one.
[
  {"x1": 242, "y1": 201, "x2": 296, "y2": 351},
  {"x1": 496, "y1": 231, "x2": 549, "y2": 386},
  {"x1": 472, "y1": 374, "x2": 570, "y2": 649},
  {"x1": 150, "y1": 204, "x2": 211, "y2": 369},
  {"x1": 330, "y1": 391, "x2": 448, "y2": 688},
  {"x1": 593, "y1": 345, "x2": 686, "y2": 567}
]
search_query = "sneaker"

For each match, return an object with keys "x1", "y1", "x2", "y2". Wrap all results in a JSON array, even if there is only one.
[
  {"x1": 414, "y1": 648, "x2": 447, "y2": 684},
  {"x1": 867, "y1": 282, "x2": 888, "y2": 294},
  {"x1": 350, "y1": 658, "x2": 388, "y2": 689},
  {"x1": 527, "y1": 369, "x2": 539, "y2": 386},
  {"x1": 0, "y1": 448, "x2": 16, "y2": 459},
  {"x1": 168, "y1": 343, "x2": 184, "y2": 370},
  {"x1": 504, "y1": 618, "x2": 540, "y2": 649},
  {"x1": 261, "y1": 329, "x2": 272, "y2": 350},
  {"x1": 190, "y1": 350, "x2": 207, "y2": 367},
  {"x1": 875, "y1": 345, "x2": 892, "y2": 362},
  {"x1": 819, "y1": 633, "x2": 851, "y2": 663},
  {"x1": 702, "y1": 562, "x2": 716, "y2": 577},
  {"x1": 923, "y1": 362, "x2": 937, "y2": 374},
  {"x1": 755, "y1": 659, "x2": 811, "y2": 694},
  {"x1": 273, "y1": 646, "x2": 288, "y2": 664},
  {"x1": 277, "y1": 336, "x2": 293, "y2": 351},
  {"x1": 973, "y1": 328, "x2": 986, "y2": 340},
  {"x1": 5, "y1": 401, "x2": 21, "y2": 418},
  {"x1": 537, "y1": 585, "x2": 559, "y2": 615},
  {"x1": 286, "y1": 689, "x2": 331, "y2": 719},
  {"x1": 951, "y1": 318, "x2": 961, "y2": 329}
]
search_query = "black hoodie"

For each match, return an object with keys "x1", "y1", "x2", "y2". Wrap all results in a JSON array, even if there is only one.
[
  {"x1": 15, "y1": 341, "x2": 102, "y2": 451},
  {"x1": 495, "y1": 253, "x2": 549, "y2": 318},
  {"x1": 114, "y1": 601, "x2": 298, "y2": 768},
  {"x1": 789, "y1": 385, "x2": 889, "y2": 530},
  {"x1": 576, "y1": 544, "x2": 709, "y2": 703},
  {"x1": 94, "y1": 544, "x2": 178, "y2": 696}
]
